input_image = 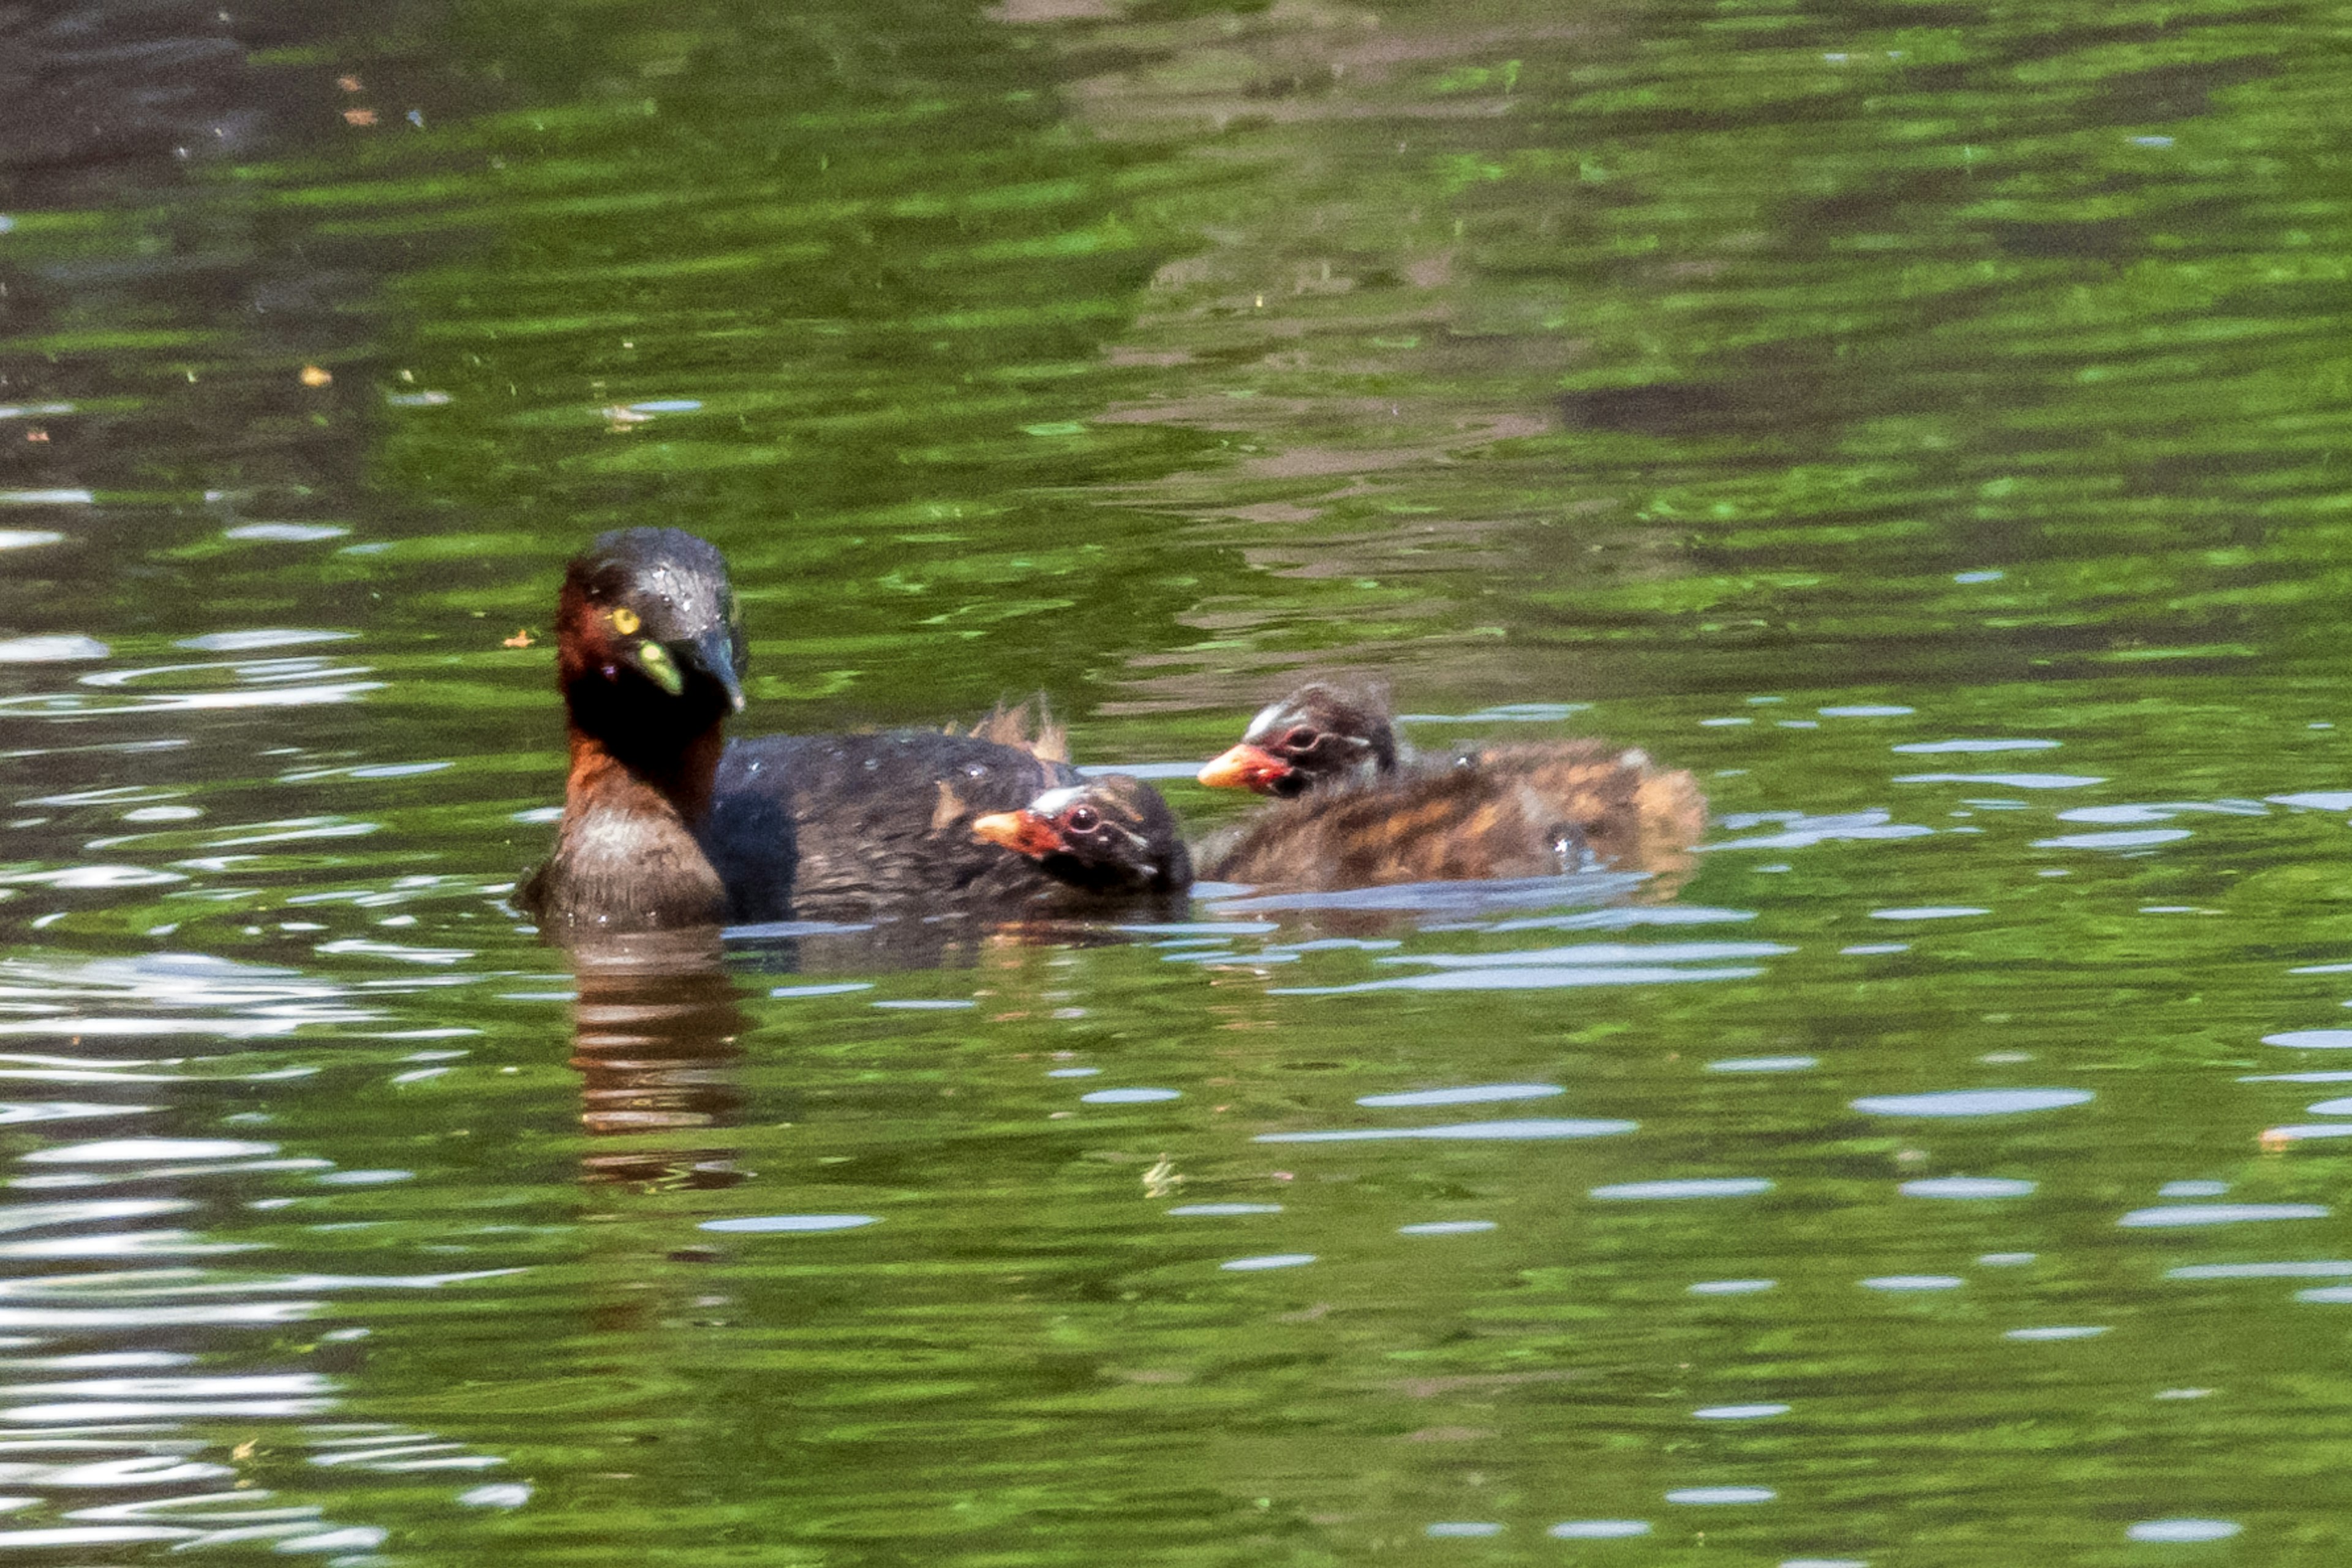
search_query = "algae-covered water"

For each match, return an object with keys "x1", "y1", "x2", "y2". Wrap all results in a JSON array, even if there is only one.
[{"x1": 1, "y1": 0, "x2": 2350, "y2": 1559}]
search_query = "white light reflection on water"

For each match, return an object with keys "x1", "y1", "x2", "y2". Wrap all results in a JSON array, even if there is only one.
[
  {"x1": 0, "y1": 1200, "x2": 196, "y2": 1232},
  {"x1": 1592, "y1": 1179, "x2": 1772, "y2": 1200},
  {"x1": 1378, "y1": 941, "x2": 1793, "y2": 969},
  {"x1": 1357, "y1": 1084, "x2": 1561, "y2": 1107},
  {"x1": 2118, "y1": 1205, "x2": 2329, "y2": 1227},
  {"x1": 1704, "y1": 811, "x2": 1936, "y2": 850},
  {"x1": 2125, "y1": 1520, "x2": 2241, "y2": 1542},
  {"x1": 1852, "y1": 1089, "x2": 2091, "y2": 1117},
  {"x1": 7, "y1": 1373, "x2": 330, "y2": 1401},
  {"x1": 223, "y1": 524, "x2": 348, "y2": 543},
  {"x1": 175, "y1": 630, "x2": 355, "y2": 653},
  {"x1": 1548, "y1": 1520, "x2": 1651, "y2": 1538},
  {"x1": 325, "y1": 1452, "x2": 502, "y2": 1474},
  {"x1": 0, "y1": 866, "x2": 183, "y2": 890},
  {"x1": 1895, "y1": 772, "x2": 2106, "y2": 788},
  {"x1": 1900, "y1": 1177, "x2": 2037, "y2": 1198},
  {"x1": 2030, "y1": 829, "x2": 2193, "y2": 850},
  {"x1": 1275, "y1": 964, "x2": 1766, "y2": 995},
  {"x1": 0, "y1": 1526, "x2": 201, "y2": 1547},
  {"x1": 0, "y1": 1303, "x2": 317, "y2": 1330},
  {"x1": 0, "y1": 660, "x2": 382, "y2": 715},
  {"x1": 1257, "y1": 1119, "x2": 1635, "y2": 1144},
  {"x1": 22, "y1": 1140, "x2": 276, "y2": 1164},
  {"x1": 2263, "y1": 1031, "x2": 2352, "y2": 1049},
  {"x1": 0, "y1": 1232, "x2": 255, "y2": 1261},
  {"x1": 0, "y1": 954, "x2": 367, "y2": 1044},
  {"x1": 79, "y1": 657, "x2": 370, "y2": 693},
  {"x1": 1400, "y1": 703, "x2": 1589, "y2": 724},
  {"x1": 0, "y1": 636, "x2": 108, "y2": 664},
  {"x1": 2057, "y1": 800, "x2": 2266, "y2": 823},
  {"x1": 1480, "y1": 904, "x2": 1755, "y2": 934},
  {"x1": 2167, "y1": 1262, "x2": 2352, "y2": 1279},
  {"x1": 0, "y1": 1103, "x2": 157, "y2": 1126},
  {"x1": 312, "y1": 939, "x2": 472, "y2": 966},
  {"x1": 1210, "y1": 872, "x2": 1649, "y2": 917}
]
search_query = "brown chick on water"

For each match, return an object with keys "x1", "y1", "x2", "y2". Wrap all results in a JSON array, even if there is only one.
[{"x1": 1196, "y1": 682, "x2": 1706, "y2": 892}]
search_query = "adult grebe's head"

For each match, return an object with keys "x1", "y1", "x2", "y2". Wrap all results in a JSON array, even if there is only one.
[{"x1": 555, "y1": 529, "x2": 747, "y2": 755}]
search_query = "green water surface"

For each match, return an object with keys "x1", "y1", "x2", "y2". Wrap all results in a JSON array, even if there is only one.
[{"x1": 1, "y1": 0, "x2": 2350, "y2": 1559}]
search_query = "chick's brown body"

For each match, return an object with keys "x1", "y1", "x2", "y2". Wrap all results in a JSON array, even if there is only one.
[{"x1": 1205, "y1": 739, "x2": 1705, "y2": 891}]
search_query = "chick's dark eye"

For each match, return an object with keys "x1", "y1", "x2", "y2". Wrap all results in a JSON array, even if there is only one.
[
  {"x1": 1065, "y1": 805, "x2": 1100, "y2": 833},
  {"x1": 1279, "y1": 726, "x2": 1319, "y2": 752}
]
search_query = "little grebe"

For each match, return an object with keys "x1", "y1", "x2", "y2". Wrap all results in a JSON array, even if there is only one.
[
  {"x1": 1195, "y1": 682, "x2": 1706, "y2": 890},
  {"x1": 970, "y1": 775, "x2": 1196, "y2": 897},
  {"x1": 519, "y1": 530, "x2": 1187, "y2": 932},
  {"x1": 518, "y1": 528, "x2": 747, "y2": 933},
  {"x1": 703, "y1": 712, "x2": 1111, "y2": 922},
  {"x1": 1197, "y1": 682, "x2": 1401, "y2": 797}
]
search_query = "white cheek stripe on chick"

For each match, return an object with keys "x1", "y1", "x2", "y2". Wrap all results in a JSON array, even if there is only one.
[
  {"x1": 1027, "y1": 785, "x2": 1086, "y2": 816},
  {"x1": 1242, "y1": 699, "x2": 1287, "y2": 742}
]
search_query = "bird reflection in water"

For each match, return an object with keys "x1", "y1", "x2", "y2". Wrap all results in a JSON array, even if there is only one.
[{"x1": 562, "y1": 930, "x2": 750, "y2": 1191}]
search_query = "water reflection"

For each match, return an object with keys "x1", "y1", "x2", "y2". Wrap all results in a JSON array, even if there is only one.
[{"x1": 561, "y1": 932, "x2": 747, "y2": 1191}]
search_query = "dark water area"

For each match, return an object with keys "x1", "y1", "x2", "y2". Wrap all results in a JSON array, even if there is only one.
[{"x1": 1, "y1": 0, "x2": 2351, "y2": 1559}]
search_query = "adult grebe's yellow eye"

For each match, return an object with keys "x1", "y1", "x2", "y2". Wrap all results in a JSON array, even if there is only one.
[{"x1": 610, "y1": 606, "x2": 641, "y2": 635}]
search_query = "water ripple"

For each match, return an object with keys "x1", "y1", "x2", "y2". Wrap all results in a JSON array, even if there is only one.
[
  {"x1": 1378, "y1": 941, "x2": 1793, "y2": 969},
  {"x1": 1256, "y1": 1118, "x2": 1635, "y2": 1144},
  {"x1": 1901, "y1": 1177, "x2": 2037, "y2": 1199},
  {"x1": 2031, "y1": 829, "x2": 2193, "y2": 850},
  {"x1": 2165, "y1": 1262, "x2": 2352, "y2": 1280},
  {"x1": 1705, "y1": 811, "x2": 1936, "y2": 850},
  {"x1": 1852, "y1": 1089, "x2": 2091, "y2": 1117},
  {"x1": 2118, "y1": 1204, "x2": 2329, "y2": 1227},
  {"x1": 1548, "y1": 1520, "x2": 1651, "y2": 1539},
  {"x1": 1896, "y1": 771, "x2": 2106, "y2": 788},
  {"x1": 1273, "y1": 965, "x2": 1766, "y2": 995},
  {"x1": 2263, "y1": 1031, "x2": 2352, "y2": 1049},
  {"x1": 1591, "y1": 1178, "x2": 1772, "y2": 1200},
  {"x1": 1357, "y1": 1084, "x2": 1561, "y2": 1107}
]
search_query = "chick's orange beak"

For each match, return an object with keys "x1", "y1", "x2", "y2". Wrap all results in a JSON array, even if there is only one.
[
  {"x1": 971, "y1": 809, "x2": 1065, "y2": 860},
  {"x1": 1197, "y1": 742, "x2": 1291, "y2": 794}
]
